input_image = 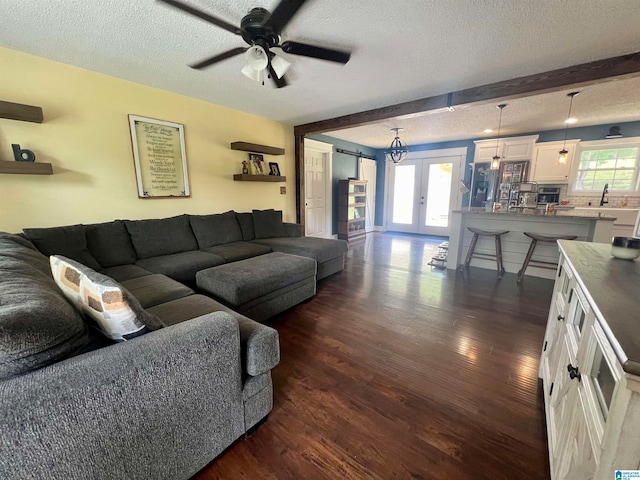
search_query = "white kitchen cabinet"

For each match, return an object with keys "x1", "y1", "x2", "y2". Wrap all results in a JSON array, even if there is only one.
[
  {"x1": 540, "y1": 241, "x2": 640, "y2": 479},
  {"x1": 531, "y1": 140, "x2": 580, "y2": 184},
  {"x1": 473, "y1": 135, "x2": 539, "y2": 163}
]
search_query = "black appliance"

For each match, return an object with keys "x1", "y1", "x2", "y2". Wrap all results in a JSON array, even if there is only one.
[{"x1": 537, "y1": 186, "x2": 561, "y2": 206}]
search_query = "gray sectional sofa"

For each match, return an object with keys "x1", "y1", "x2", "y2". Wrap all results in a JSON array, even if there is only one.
[{"x1": 0, "y1": 210, "x2": 348, "y2": 480}]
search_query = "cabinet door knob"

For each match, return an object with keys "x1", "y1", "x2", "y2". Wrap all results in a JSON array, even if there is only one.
[
  {"x1": 567, "y1": 363, "x2": 581, "y2": 382},
  {"x1": 557, "y1": 315, "x2": 565, "y2": 321}
]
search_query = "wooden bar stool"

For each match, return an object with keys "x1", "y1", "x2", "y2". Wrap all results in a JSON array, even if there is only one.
[
  {"x1": 517, "y1": 232, "x2": 577, "y2": 282},
  {"x1": 459, "y1": 227, "x2": 510, "y2": 279}
]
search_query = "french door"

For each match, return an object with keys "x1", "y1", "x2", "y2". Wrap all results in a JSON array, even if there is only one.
[{"x1": 387, "y1": 156, "x2": 458, "y2": 236}]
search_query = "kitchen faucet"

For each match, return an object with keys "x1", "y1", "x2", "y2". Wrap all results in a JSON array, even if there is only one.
[{"x1": 600, "y1": 183, "x2": 609, "y2": 206}]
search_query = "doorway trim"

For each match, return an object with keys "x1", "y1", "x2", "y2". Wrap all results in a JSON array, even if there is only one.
[
  {"x1": 303, "y1": 138, "x2": 333, "y2": 238},
  {"x1": 383, "y1": 147, "x2": 467, "y2": 232}
]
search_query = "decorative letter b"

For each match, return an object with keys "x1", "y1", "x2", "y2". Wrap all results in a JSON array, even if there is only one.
[{"x1": 12, "y1": 144, "x2": 36, "y2": 162}]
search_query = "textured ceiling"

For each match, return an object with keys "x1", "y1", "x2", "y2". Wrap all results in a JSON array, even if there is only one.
[{"x1": 2, "y1": 0, "x2": 640, "y2": 146}]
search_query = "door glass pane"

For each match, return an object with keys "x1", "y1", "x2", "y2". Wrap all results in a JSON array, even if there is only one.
[
  {"x1": 392, "y1": 165, "x2": 415, "y2": 224},
  {"x1": 590, "y1": 344, "x2": 615, "y2": 420},
  {"x1": 425, "y1": 163, "x2": 453, "y2": 227}
]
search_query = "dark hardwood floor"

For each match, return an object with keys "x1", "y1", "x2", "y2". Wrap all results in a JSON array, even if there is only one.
[{"x1": 196, "y1": 232, "x2": 553, "y2": 480}]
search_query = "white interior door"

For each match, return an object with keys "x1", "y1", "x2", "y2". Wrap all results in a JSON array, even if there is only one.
[
  {"x1": 304, "y1": 139, "x2": 333, "y2": 238},
  {"x1": 359, "y1": 158, "x2": 377, "y2": 232},
  {"x1": 386, "y1": 150, "x2": 465, "y2": 236}
]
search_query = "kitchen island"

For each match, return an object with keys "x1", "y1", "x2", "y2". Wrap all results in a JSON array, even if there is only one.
[
  {"x1": 539, "y1": 240, "x2": 640, "y2": 478},
  {"x1": 447, "y1": 208, "x2": 615, "y2": 279}
]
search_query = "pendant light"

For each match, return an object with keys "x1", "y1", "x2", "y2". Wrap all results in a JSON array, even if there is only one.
[
  {"x1": 558, "y1": 92, "x2": 579, "y2": 165},
  {"x1": 386, "y1": 128, "x2": 409, "y2": 164},
  {"x1": 490, "y1": 104, "x2": 507, "y2": 170}
]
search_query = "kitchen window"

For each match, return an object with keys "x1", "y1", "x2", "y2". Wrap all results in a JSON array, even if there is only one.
[{"x1": 571, "y1": 138, "x2": 640, "y2": 194}]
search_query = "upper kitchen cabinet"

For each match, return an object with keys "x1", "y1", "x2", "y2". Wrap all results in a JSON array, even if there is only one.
[
  {"x1": 531, "y1": 140, "x2": 579, "y2": 184},
  {"x1": 473, "y1": 135, "x2": 539, "y2": 163}
]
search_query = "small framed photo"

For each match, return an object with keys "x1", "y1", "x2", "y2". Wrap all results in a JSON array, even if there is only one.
[
  {"x1": 268, "y1": 162, "x2": 281, "y2": 176},
  {"x1": 249, "y1": 153, "x2": 265, "y2": 174}
]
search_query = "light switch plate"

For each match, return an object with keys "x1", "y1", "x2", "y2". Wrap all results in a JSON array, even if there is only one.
[{"x1": 280, "y1": 186, "x2": 286, "y2": 194}]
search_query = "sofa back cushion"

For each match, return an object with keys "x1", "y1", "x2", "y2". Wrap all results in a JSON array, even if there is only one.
[
  {"x1": 50, "y1": 256, "x2": 163, "y2": 341},
  {"x1": 0, "y1": 234, "x2": 89, "y2": 380},
  {"x1": 252, "y1": 209, "x2": 287, "y2": 239},
  {"x1": 23, "y1": 224, "x2": 101, "y2": 270},
  {"x1": 235, "y1": 213, "x2": 256, "y2": 241},
  {"x1": 125, "y1": 215, "x2": 198, "y2": 259},
  {"x1": 189, "y1": 211, "x2": 243, "y2": 248},
  {"x1": 85, "y1": 220, "x2": 138, "y2": 267}
]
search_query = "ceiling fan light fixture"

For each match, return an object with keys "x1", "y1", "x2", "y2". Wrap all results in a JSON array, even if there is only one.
[
  {"x1": 241, "y1": 63, "x2": 262, "y2": 82},
  {"x1": 270, "y1": 54, "x2": 291, "y2": 79},
  {"x1": 386, "y1": 128, "x2": 408, "y2": 164},
  {"x1": 558, "y1": 92, "x2": 580, "y2": 165},
  {"x1": 245, "y1": 45, "x2": 269, "y2": 71}
]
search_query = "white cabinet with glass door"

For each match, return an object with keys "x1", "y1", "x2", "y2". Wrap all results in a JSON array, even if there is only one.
[
  {"x1": 540, "y1": 241, "x2": 640, "y2": 479},
  {"x1": 386, "y1": 148, "x2": 466, "y2": 236}
]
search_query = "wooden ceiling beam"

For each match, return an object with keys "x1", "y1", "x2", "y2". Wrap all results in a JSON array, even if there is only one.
[{"x1": 294, "y1": 51, "x2": 640, "y2": 136}]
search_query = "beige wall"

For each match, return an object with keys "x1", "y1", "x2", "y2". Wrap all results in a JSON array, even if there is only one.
[{"x1": 0, "y1": 47, "x2": 295, "y2": 233}]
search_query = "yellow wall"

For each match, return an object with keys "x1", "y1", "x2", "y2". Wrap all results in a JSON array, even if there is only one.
[{"x1": 0, "y1": 47, "x2": 295, "y2": 233}]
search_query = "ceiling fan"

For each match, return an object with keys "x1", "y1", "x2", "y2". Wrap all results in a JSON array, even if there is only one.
[{"x1": 158, "y1": 0, "x2": 351, "y2": 88}]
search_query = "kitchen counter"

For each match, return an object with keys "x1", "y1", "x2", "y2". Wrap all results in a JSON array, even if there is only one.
[
  {"x1": 447, "y1": 208, "x2": 614, "y2": 279},
  {"x1": 452, "y1": 208, "x2": 617, "y2": 221},
  {"x1": 558, "y1": 240, "x2": 640, "y2": 374}
]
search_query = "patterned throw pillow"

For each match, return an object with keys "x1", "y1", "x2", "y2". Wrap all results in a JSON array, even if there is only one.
[{"x1": 50, "y1": 255, "x2": 163, "y2": 342}]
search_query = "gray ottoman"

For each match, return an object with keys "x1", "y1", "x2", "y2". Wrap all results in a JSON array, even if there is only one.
[{"x1": 196, "y1": 252, "x2": 317, "y2": 322}]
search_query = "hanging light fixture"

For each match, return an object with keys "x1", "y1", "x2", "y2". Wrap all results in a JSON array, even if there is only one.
[
  {"x1": 490, "y1": 104, "x2": 507, "y2": 170},
  {"x1": 386, "y1": 128, "x2": 408, "y2": 164},
  {"x1": 241, "y1": 43, "x2": 290, "y2": 83},
  {"x1": 558, "y1": 92, "x2": 579, "y2": 165}
]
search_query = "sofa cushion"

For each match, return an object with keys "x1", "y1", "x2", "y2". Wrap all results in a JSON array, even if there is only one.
[
  {"x1": 252, "y1": 209, "x2": 287, "y2": 239},
  {"x1": 251, "y1": 236, "x2": 348, "y2": 264},
  {"x1": 235, "y1": 212, "x2": 256, "y2": 241},
  {"x1": 196, "y1": 252, "x2": 316, "y2": 306},
  {"x1": 189, "y1": 211, "x2": 243, "y2": 248},
  {"x1": 85, "y1": 220, "x2": 137, "y2": 267},
  {"x1": 99, "y1": 264, "x2": 153, "y2": 282},
  {"x1": 146, "y1": 293, "x2": 227, "y2": 327},
  {"x1": 147, "y1": 294, "x2": 280, "y2": 376},
  {"x1": 135, "y1": 251, "x2": 226, "y2": 284},
  {"x1": 125, "y1": 215, "x2": 198, "y2": 259},
  {"x1": 0, "y1": 236, "x2": 89, "y2": 380},
  {"x1": 23, "y1": 224, "x2": 101, "y2": 270},
  {"x1": 50, "y1": 256, "x2": 163, "y2": 342},
  {"x1": 201, "y1": 241, "x2": 272, "y2": 262},
  {"x1": 120, "y1": 274, "x2": 194, "y2": 308}
]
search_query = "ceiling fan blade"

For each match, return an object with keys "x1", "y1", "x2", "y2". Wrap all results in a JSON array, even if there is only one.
[
  {"x1": 267, "y1": 61, "x2": 288, "y2": 88},
  {"x1": 280, "y1": 41, "x2": 350, "y2": 64},
  {"x1": 158, "y1": 0, "x2": 243, "y2": 36},
  {"x1": 189, "y1": 47, "x2": 247, "y2": 69},
  {"x1": 263, "y1": 0, "x2": 309, "y2": 33}
]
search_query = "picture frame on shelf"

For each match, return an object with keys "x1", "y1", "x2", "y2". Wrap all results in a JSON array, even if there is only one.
[
  {"x1": 249, "y1": 153, "x2": 265, "y2": 175},
  {"x1": 128, "y1": 114, "x2": 190, "y2": 198},
  {"x1": 268, "y1": 162, "x2": 281, "y2": 176}
]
